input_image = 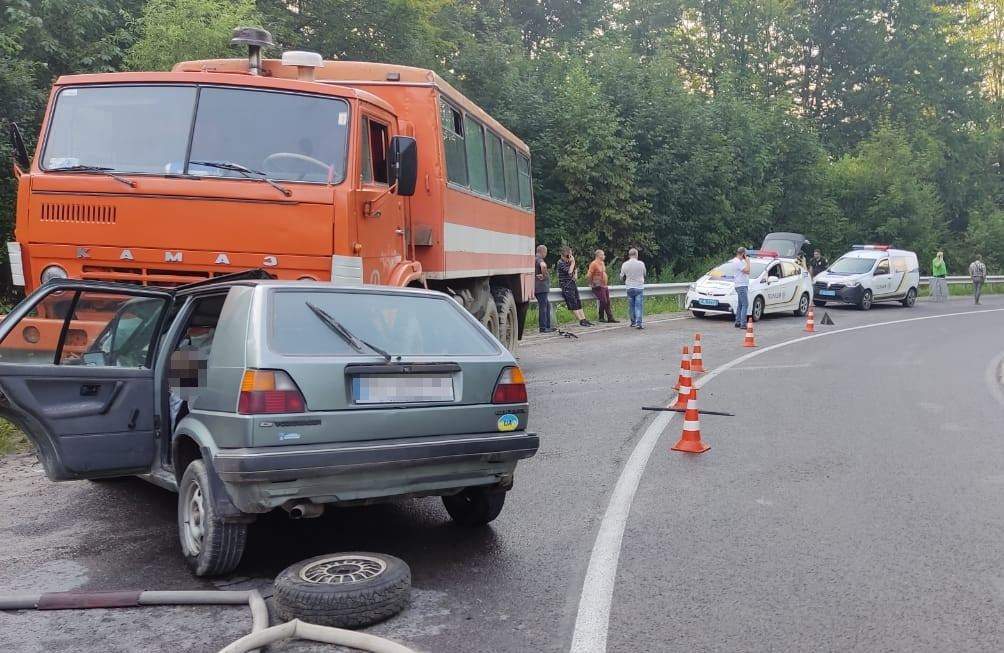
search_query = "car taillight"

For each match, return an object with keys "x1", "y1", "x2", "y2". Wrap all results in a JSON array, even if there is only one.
[
  {"x1": 492, "y1": 366, "x2": 527, "y2": 404},
  {"x1": 238, "y1": 369, "x2": 306, "y2": 414}
]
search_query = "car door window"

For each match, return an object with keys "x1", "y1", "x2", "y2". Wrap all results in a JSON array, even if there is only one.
[
  {"x1": 875, "y1": 259, "x2": 890, "y2": 275},
  {"x1": 0, "y1": 289, "x2": 167, "y2": 368},
  {"x1": 360, "y1": 117, "x2": 389, "y2": 185},
  {"x1": 781, "y1": 262, "x2": 799, "y2": 278}
]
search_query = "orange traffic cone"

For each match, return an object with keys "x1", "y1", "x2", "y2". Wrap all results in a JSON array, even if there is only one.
[
  {"x1": 671, "y1": 346, "x2": 694, "y2": 409},
  {"x1": 743, "y1": 317, "x2": 756, "y2": 348},
  {"x1": 691, "y1": 333, "x2": 706, "y2": 373},
  {"x1": 671, "y1": 387, "x2": 710, "y2": 454},
  {"x1": 804, "y1": 305, "x2": 815, "y2": 333}
]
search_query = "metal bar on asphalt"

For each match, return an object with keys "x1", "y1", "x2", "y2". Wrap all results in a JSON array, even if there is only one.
[{"x1": 641, "y1": 406, "x2": 736, "y2": 416}]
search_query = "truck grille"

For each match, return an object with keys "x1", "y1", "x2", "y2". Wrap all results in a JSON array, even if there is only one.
[
  {"x1": 41, "y1": 203, "x2": 116, "y2": 224},
  {"x1": 81, "y1": 265, "x2": 224, "y2": 287}
]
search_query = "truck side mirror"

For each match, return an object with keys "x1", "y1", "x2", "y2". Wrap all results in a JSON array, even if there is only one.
[
  {"x1": 7, "y1": 122, "x2": 29, "y2": 170},
  {"x1": 389, "y1": 136, "x2": 417, "y2": 197}
]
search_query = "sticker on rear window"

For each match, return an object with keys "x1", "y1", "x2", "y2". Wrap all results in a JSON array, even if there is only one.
[{"x1": 497, "y1": 414, "x2": 519, "y2": 432}]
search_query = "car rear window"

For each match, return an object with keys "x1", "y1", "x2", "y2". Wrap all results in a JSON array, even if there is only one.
[{"x1": 269, "y1": 290, "x2": 500, "y2": 357}]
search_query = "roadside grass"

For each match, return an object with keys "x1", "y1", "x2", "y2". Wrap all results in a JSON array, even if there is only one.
[
  {"x1": 918, "y1": 282, "x2": 1004, "y2": 298},
  {"x1": 0, "y1": 418, "x2": 28, "y2": 455}
]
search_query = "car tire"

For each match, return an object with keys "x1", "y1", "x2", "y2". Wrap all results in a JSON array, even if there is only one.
[
  {"x1": 692, "y1": 310, "x2": 706, "y2": 318},
  {"x1": 813, "y1": 299, "x2": 827, "y2": 307},
  {"x1": 901, "y1": 287, "x2": 917, "y2": 307},
  {"x1": 177, "y1": 459, "x2": 247, "y2": 577},
  {"x1": 751, "y1": 296, "x2": 765, "y2": 322},
  {"x1": 442, "y1": 487, "x2": 506, "y2": 526},
  {"x1": 794, "y1": 292, "x2": 810, "y2": 317},
  {"x1": 273, "y1": 552, "x2": 411, "y2": 629},
  {"x1": 858, "y1": 289, "x2": 873, "y2": 310},
  {"x1": 492, "y1": 286, "x2": 519, "y2": 352}
]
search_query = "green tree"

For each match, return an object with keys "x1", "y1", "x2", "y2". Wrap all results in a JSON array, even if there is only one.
[{"x1": 127, "y1": 0, "x2": 261, "y2": 70}]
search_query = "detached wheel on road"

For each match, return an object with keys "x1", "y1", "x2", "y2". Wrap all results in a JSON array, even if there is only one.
[
  {"x1": 858, "y1": 289, "x2": 873, "y2": 310},
  {"x1": 177, "y1": 459, "x2": 247, "y2": 577},
  {"x1": 751, "y1": 296, "x2": 765, "y2": 322},
  {"x1": 902, "y1": 287, "x2": 917, "y2": 307},
  {"x1": 274, "y1": 553, "x2": 411, "y2": 628},
  {"x1": 443, "y1": 487, "x2": 506, "y2": 526},
  {"x1": 794, "y1": 293, "x2": 810, "y2": 317}
]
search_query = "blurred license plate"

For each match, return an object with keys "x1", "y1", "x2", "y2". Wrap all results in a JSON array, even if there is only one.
[
  {"x1": 698, "y1": 298, "x2": 717, "y2": 306},
  {"x1": 820, "y1": 290, "x2": 836, "y2": 297},
  {"x1": 353, "y1": 375, "x2": 454, "y2": 404}
]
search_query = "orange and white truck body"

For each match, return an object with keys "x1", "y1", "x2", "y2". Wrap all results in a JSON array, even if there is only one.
[{"x1": 8, "y1": 56, "x2": 535, "y2": 349}]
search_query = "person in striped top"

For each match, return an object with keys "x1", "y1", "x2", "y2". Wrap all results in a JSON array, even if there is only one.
[{"x1": 968, "y1": 254, "x2": 987, "y2": 305}]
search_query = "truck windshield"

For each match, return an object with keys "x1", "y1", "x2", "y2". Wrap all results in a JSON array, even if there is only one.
[{"x1": 41, "y1": 85, "x2": 349, "y2": 184}]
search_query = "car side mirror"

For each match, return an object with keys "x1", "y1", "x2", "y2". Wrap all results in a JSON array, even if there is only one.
[
  {"x1": 389, "y1": 136, "x2": 417, "y2": 197},
  {"x1": 767, "y1": 276, "x2": 779, "y2": 284},
  {"x1": 7, "y1": 121, "x2": 29, "y2": 171}
]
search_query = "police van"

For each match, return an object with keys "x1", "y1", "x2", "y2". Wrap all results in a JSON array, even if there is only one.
[{"x1": 812, "y1": 245, "x2": 920, "y2": 310}]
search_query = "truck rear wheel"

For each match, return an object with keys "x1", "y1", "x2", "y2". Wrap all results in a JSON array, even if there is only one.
[{"x1": 492, "y1": 287, "x2": 519, "y2": 352}]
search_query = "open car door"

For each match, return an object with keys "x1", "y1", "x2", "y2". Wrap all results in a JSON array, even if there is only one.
[{"x1": 0, "y1": 281, "x2": 172, "y2": 480}]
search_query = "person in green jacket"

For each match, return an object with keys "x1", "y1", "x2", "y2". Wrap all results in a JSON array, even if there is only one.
[{"x1": 931, "y1": 250, "x2": 948, "y2": 302}]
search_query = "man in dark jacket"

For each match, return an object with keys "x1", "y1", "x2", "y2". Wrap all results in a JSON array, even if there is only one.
[{"x1": 809, "y1": 249, "x2": 828, "y2": 278}]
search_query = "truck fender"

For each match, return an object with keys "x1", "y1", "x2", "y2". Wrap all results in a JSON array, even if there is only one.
[{"x1": 388, "y1": 260, "x2": 424, "y2": 287}]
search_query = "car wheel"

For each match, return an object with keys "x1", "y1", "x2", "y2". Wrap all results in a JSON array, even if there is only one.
[
  {"x1": 492, "y1": 286, "x2": 519, "y2": 352},
  {"x1": 443, "y1": 487, "x2": 506, "y2": 526},
  {"x1": 901, "y1": 287, "x2": 917, "y2": 307},
  {"x1": 178, "y1": 459, "x2": 247, "y2": 576},
  {"x1": 691, "y1": 310, "x2": 706, "y2": 318},
  {"x1": 274, "y1": 552, "x2": 411, "y2": 629},
  {"x1": 794, "y1": 292, "x2": 810, "y2": 317},
  {"x1": 858, "y1": 289, "x2": 873, "y2": 310},
  {"x1": 751, "y1": 296, "x2": 765, "y2": 322},
  {"x1": 813, "y1": 299, "x2": 827, "y2": 307}
]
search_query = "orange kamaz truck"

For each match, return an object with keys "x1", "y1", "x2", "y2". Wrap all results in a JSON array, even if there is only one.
[{"x1": 6, "y1": 28, "x2": 535, "y2": 351}]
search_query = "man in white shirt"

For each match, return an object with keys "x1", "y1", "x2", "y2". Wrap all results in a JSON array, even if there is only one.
[
  {"x1": 619, "y1": 248, "x2": 647, "y2": 329},
  {"x1": 731, "y1": 247, "x2": 751, "y2": 328}
]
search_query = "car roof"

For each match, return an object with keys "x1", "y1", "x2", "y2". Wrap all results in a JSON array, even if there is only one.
[{"x1": 841, "y1": 249, "x2": 915, "y2": 260}]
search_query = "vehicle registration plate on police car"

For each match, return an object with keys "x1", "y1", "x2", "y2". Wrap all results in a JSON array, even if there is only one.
[
  {"x1": 820, "y1": 290, "x2": 836, "y2": 297},
  {"x1": 698, "y1": 298, "x2": 718, "y2": 306},
  {"x1": 353, "y1": 375, "x2": 455, "y2": 404}
]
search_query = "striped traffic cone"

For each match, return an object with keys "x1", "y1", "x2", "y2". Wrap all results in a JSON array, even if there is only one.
[
  {"x1": 671, "y1": 387, "x2": 710, "y2": 454},
  {"x1": 743, "y1": 317, "x2": 756, "y2": 348},
  {"x1": 804, "y1": 305, "x2": 815, "y2": 333},
  {"x1": 671, "y1": 346, "x2": 693, "y2": 409},
  {"x1": 691, "y1": 333, "x2": 706, "y2": 373}
]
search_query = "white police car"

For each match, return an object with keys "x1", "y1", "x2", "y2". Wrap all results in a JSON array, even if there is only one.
[
  {"x1": 686, "y1": 251, "x2": 814, "y2": 321},
  {"x1": 813, "y1": 245, "x2": 919, "y2": 310}
]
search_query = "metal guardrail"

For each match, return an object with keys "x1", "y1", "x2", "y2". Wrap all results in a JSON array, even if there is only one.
[{"x1": 532, "y1": 275, "x2": 1004, "y2": 308}]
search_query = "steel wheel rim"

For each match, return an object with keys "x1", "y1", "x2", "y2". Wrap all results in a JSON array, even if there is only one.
[
  {"x1": 181, "y1": 480, "x2": 205, "y2": 556},
  {"x1": 299, "y1": 555, "x2": 387, "y2": 584}
]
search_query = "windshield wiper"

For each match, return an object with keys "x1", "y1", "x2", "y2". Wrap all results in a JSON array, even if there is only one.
[
  {"x1": 305, "y1": 302, "x2": 393, "y2": 363},
  {"x1": 49, "y1": 164, "x2": 136, "y2": 188},
  {"x1": 188, "y1": 160, "x2": 292, "y2": 197}
]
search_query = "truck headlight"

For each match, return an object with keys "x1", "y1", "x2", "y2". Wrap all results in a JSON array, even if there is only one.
[{"x1": 40, "y1": 265, "x2": 68, "y2": 284}]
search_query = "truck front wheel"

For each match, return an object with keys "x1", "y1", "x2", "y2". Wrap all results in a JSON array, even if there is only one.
[{"x1": 492, "y1": 287, "x2": 519, "y2": 352}]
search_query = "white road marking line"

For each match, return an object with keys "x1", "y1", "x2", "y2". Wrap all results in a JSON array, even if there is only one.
[
  {"x1": 717, "y1": 363, "x2": 814, "y2": 371},
  {"x1": 569, "y1": 307, "x2": 1004, "y2": 653}
]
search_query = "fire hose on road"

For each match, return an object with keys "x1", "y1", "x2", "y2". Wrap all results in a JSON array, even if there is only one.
[{"x1": 0, "y1": 588, "x2": 416, "y2": 653}]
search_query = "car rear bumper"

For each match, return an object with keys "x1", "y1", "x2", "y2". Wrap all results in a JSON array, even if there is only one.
[
  {"x1": 214, "y1": 431, "x2": 539, "y2": 482},
  {"x1": 212, "y1": 431, "x2": 539, "y2": 511}
]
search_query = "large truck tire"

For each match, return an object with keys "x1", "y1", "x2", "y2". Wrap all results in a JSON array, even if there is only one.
[{"x1": 492, "y1": 286, "x2": 519, "y2": 352}]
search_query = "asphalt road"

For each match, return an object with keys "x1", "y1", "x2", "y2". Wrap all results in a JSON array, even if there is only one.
[{"x1": 1, "y1": 295, "x2": 1002, "y2": 652}]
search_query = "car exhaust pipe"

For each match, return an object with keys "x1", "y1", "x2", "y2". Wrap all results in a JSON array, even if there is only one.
[{"x1": 285, "y1": 502, "x2": 324, "y2": 520}]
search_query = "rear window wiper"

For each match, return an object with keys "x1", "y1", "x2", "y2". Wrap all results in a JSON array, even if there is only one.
[
  {"x1": 305, "y1": 302, "x2": 393, "y2": 363},
  {"x1": 49, "y1": 164, "x2": 136, "y2": 188},
  {"x1": 188, "y1": 160, "x2": 292, "y2": 197}
]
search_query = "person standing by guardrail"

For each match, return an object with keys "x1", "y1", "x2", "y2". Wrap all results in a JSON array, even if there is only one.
[
  {"x1": 620, "y1": 248, "x2": 647, "y2": 329},
  {"x1": 588, "y1": 249, "x2": 617, "y2": 323},
  {"x1": 730, "y1": 247, "x2": 752, "y2": 327},
  {"x1": 558, "y1": 246, "x2": 593, "y2": 327},
  {"x1": 969, "y1": 254, "x2": 987, "y2": 305},
  {"x1": 931, "y1": 250, "x2": 949, "y2": 302},
  {"x1": 535, "y1": 245, "x2": 555, "y2": 333}
]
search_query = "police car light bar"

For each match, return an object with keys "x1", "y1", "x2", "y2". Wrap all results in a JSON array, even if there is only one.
[
  {"x1": 745, "y1": 249, "x2": 779, "y2": 258},
  {"x1": 851, "y1": 244, "x2": 891, "y2": 251}
]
